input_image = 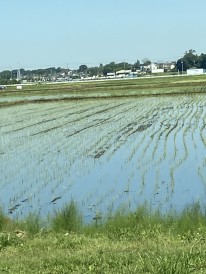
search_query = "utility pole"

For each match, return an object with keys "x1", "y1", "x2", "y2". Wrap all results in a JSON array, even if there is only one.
[
  {"x1": 17, "y1": 69, "x2": 21, "y2": 81},
  {"x1": 10, "y1": 68, "x2": 12, "y2": 84},
  {"x1": 181, "y1": 60, "x2": 183, "y2": 75}
]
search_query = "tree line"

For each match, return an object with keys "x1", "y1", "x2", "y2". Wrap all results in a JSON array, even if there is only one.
[
  {"x1": 0, "y1": 50, "x2": 206, "y2": 84},
  {"x1": 176, "y1": 49, "x2": 206, "y2": 72}
]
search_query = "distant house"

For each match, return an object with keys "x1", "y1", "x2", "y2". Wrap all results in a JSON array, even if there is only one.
[
  {"x1": 163, "y1": 62, "x2": 176, "y2": 71},
  {"x1": 140, "y1": 63, "x2": 165, "y2": 73},
  {"x1": 187, "y1": 68, "x2": 206, "y2": 75},
  {"x1": 140, "y1": 64, "x2": 151, "y2": 72},
  {"x1": 107, "y1": 72, "x2": 115, "y2": 78},
  {"x1": 116, "y1": 70, "x2": 132, "y2": 77},
  {"x1": 151, "y1": 63, "x2": 164, "y2": 74}
]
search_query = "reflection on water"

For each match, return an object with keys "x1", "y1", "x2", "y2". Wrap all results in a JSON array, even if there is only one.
[{"x1": 0, "y1": 94, "x2": 206, "y2": 221}]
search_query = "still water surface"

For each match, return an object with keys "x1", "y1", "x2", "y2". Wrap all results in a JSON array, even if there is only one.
[{"x1": 0, "y1": 94, "x2": 206, "y2": 221}]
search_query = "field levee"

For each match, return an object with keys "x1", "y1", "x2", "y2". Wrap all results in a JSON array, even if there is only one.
[{"x1": 1, "y1": 74, "x2": 206, "y2": 106}]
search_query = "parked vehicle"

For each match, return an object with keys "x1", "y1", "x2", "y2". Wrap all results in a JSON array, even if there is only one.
[{"x1": 0, "y1": 85, "x2": 6, "y2": 90}]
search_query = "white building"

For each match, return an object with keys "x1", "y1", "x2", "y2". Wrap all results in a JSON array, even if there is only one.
[
  {"x1": 151, "y1": 63, "x2": 164, "y2": 73},
  {"x1": 107, "y1": 72, "x2": 115, "y2": 78},
  {"x1": 116, "y1": 70, "x2": 132, "y2": 77},
  {"x1": 187, "y1": 68, "x2": 206, "y2": 75}
]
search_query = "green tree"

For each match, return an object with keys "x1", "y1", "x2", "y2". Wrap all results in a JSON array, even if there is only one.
[
  {"x1": 88, "y1": 67, "x2": 99, "y2": 77},
  {"x1": 0, "y1": 70, "x2": 11, "y2": 80},
  {"x1": 176, "y1": 49, "x2": 198, "y2": 72},
  {"x1": 142, "y1": 58, "x2": 151, "y2": 66},
  {"x1": 198, "y1": 53, "x2": 206, "y2": 69},
  {"x1": 102, "y1": 62, "x2": 116, "y2": 76},
  {"x1": 115, "y1": 62, "x2": 131, "y2": 71},
  {"x1": 98, "y1": 63, "x2": 103, "y2": 76},
  {"x1": 133, "y1": 60, "x2": 140, "y2": 71},
  {"x1": 78, "y1": 65, "x2": 88, "y2": 74}
]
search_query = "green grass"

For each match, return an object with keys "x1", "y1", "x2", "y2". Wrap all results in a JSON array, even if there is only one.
[
  {"x1": 51, "y1": 200, "x2": 83, "y2": 233},
  {"x1": 1, "y1": 74, "x2": 206, "y2": 106},
  {"x1": 1, "y1": 202, "x2": 206, "y2": 273}
]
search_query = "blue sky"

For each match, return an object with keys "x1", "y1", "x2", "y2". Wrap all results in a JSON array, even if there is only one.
[{"x1": 0, "y1": 0, "x2": 205, "y2": 70}]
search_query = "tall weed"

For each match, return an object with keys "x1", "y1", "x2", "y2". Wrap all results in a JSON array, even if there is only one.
[{"x1": 51, "y1": 200, "x2": 82, "y2": 232}]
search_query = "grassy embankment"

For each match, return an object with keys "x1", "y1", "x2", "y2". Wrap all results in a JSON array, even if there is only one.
[
  {"x1": 1, "y1": 202, "x2": 206, "y2": 273},
  {"x1": 1, "y1": 74, "x2": 206, "y2": 106}
]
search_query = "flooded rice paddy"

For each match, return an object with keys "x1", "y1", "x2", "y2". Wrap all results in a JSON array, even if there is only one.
[{"x1": 0, "y1": 94, "x2": 206, "y2": 221}]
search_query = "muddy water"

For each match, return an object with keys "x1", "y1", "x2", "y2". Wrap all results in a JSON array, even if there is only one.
[{"x1": 0, "y1": 94, "x2": 206, "y2": 221}]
